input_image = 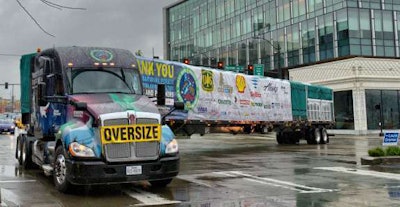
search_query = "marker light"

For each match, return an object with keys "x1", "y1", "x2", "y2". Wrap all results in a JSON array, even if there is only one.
[
  {"x1": 102, "y1": 62, "x2": 108, "y2": 66},
  {"x1": 67, "y1": 62, "x2": 73, "y2": 67},
  {"x1": 131, "y1": 64, "x2": 136, "y2": 68},
  {"x1": 94, "y1": 62, "x2": 100, "y2": 66},
  {"x1": 109, "y1": 62, "x2": 115, "y2": 66}
]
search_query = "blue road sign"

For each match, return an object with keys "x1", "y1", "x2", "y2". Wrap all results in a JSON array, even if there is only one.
[{"x1": 383, "y1": 132, "x2": 399, "y2": 146}]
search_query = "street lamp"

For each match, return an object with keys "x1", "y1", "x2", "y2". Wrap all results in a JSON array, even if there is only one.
[{"x1": 252, "y1": 35, "x2": 283, "y2": 79}]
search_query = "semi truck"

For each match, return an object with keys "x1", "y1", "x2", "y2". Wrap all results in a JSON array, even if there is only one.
[
  {"x1": 16, "y1": 46, "x2": 183, "y2": 193},
  {"x1": 135, "y1": 56, "x2": 334, "y2": 145}
]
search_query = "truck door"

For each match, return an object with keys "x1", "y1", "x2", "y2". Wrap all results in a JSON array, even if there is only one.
[{"x1": 32, "y1": 56, "x2": 66, "y2": 139}]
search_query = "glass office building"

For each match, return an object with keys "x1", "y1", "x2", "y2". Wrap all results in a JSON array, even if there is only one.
[{"x1": 164, "y1": 0, "x2": 400, "y2": 134}]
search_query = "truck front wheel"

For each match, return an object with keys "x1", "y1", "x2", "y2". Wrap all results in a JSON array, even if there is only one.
[{"x1": 54, "y1": 146, "x2": 73, "y2": 193}]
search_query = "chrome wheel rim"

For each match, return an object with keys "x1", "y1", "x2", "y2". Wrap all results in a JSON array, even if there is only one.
[
  {"x1": 17, "y1": 140, "x2": 21, "y2": 160},
  {"x1": 315, "y1": 129, "x2": 321, "y2": 143},
  {"x1": 322, "y1": 129, "x2": 328, "y2": 142},
  {"x1": 55, "y1": 154, "x2": 66, "y2": 184},
  {"x1": 22, "y1": 141, "x2": 26, "y2": 163}
]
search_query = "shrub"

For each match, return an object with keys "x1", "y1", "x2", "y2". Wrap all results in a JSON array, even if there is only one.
[
  {"x1": 385, "y1": 146, "x2": 400, "y2": 156},
  {"x1": 368, "y1": 147, "x2": 385, "y2": 157}
]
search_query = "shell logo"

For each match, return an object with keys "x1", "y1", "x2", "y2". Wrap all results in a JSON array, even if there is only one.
[{"x1": 236, "y1": 75, "x2": 246, "y2": 93}]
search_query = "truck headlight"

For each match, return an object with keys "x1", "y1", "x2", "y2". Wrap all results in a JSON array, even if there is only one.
[
  {"x1": 69, "y1": 142, "x2": 95, "y2": 157},
  {"x1": 165, "y1": 139, "x2": 178, "y2": 154}
]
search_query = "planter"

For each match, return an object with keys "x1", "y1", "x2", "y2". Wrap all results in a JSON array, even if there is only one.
[{"x1": 361, "y1": 156, "x2": 400, "y2": 165}]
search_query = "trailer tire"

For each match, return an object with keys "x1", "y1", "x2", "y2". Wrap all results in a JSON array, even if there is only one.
[
  {"x1": 54, "y1": 146, "x2": 73, "y2": 193},
  {"x1": 276, "y1": 131, "x2": 284, "y2": 144},
  {"x1": 150, "y1": 178, "x2": 173, "y2": 187},
  {"x1": 320, "y1": 128, "x2": 329, "y2": 144},
  {"x1": 307, "y1": 128, "x2": 321, "y2": 144}
]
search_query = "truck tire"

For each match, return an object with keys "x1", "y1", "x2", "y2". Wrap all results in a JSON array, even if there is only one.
[
  {"x1": 276, "y1": 131, "x2": 284, "y2": 144},
  {"x1": 16, "y1": 135, "x2": 22, "y2": 164},
  {"x1": 306, "y1": 128, "x2": 321, "y2": 144},
  {"x1": 150, "y1": 178, "x2": 173, "y2": 187},
  {"x1": 54, "y1": 146, "x2": 73, "y2": 193},
  {"x1": 320, "y1": 128, "x2": 329, "y2": 144},
  {"x1": 21, "y1": 136, "x2": 34, "y2": 169}
]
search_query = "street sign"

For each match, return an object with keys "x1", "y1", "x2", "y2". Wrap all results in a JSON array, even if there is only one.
[
  {"x1": 383, "y1": 132, "x2": 399, "y2": 146},
  {"x1": 225, "y1": 65, "x2": 244, "y2": 72},
  {"x1": 253, "y1": 64, "x2": 264, "y2": 76}
]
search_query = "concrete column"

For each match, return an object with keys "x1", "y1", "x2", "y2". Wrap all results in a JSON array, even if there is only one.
[{"x1": 352, "y1": 83, "x2": 368, "y2": 135}]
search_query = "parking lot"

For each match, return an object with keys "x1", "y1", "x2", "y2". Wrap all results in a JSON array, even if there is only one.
[{"x1": 1, "y1": 132, "x2": 400, "y2": 206}]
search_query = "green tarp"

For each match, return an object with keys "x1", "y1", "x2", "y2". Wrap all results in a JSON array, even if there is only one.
[
  {"x1": 307, "y1": 84, "x2": 333, "y2": 100},
  {"x1": 20, "y1": 53, "x2": 35, "y2": 113},
  {"x1": 290, "y1": 81, "x2": 307, "y2": 120}
]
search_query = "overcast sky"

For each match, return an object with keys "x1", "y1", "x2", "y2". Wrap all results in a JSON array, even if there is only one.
[{"x1": 0, "y1": 0, "x2": 177, "y2": 100}]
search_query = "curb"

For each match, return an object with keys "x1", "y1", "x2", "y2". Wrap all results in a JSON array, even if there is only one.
[{"x1": 361, "y1": 156, "x2": 400, "y2": 165}]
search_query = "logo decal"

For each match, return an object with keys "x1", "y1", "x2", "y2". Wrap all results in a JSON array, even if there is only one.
[
  {"x1": 201, "y1": 70, "x2": 214, "y2": 92},
  {"x1": 90, "y1": 49, "x2": 114, "y2": 62},
  {"x1": 236, "y1": 75, "x2": 246, "y2": 93},
  {"x1": 176, "y1": 68, "x2": 199, "y2": 109}
]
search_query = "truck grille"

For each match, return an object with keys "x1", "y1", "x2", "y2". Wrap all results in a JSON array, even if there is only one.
[{"x1": 102, "y1": 118, "x2": 160, "y2": 162}]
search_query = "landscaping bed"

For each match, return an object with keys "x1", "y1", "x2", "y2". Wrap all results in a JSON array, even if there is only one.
[{"x1": 361, "y1": 146, "x2": 400, "y2": 165}]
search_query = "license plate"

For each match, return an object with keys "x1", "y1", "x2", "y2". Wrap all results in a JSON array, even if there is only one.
[{"x1": 126, "y1": 166, "x2": 142, "y2": 175}]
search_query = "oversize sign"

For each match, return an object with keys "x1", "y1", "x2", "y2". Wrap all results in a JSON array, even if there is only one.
[
  {"x1": 100, "y1": 124, "x2": 161, "y2": 144},
  {"x1": 383, "y1": 132, "x2": 399, "y2": 146}
]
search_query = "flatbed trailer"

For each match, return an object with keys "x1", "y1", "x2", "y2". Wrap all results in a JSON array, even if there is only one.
[{"x1": 135, "y1": 57, "x2": 334, "y2": 145}]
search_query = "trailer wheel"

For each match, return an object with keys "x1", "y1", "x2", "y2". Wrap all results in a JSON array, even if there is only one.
[
  {"x1": 54, "y1": 146, "x2": 73, "y2": 193},
  {"x1": 276, "y1": 131, "x2": 284, "y2": 144},
  {"x1": 150, "y1": 178, "x2": 173, "y2": 187},
  {"x1": 314, "y1": 128, "x2": 322, "y2": 144},
  {"x1": 307, "y1": 128, "x2": 321, "y2": 144},
  {"x1": 20, "y1": 136, "x2": 34, "y2": 169},
  {"x1": 320, "y1": 128, "x2": 329, "y2": 144}
]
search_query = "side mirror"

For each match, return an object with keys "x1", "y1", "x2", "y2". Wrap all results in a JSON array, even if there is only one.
[
  {"x1": 174, "y1": 102, "x2": 184, "y2": 110},
  {"x1": 156, "y1": 84, "x2": 166, "y2": 105},
  {"x1": 73, "y1": 102, "x2": 87, "y2": 110}
]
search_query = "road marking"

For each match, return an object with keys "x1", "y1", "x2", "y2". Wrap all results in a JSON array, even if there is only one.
[
  {"x1": 1, "y1": 188, "x2": 20, "y2": 207},
  {"x1": 0, "y1": 180, "x2": 36, "y2": 183},
  {"x1": 124, "y1": 188, "x2": 181, "y2": 206},
  {"x1": 314, "y1": 166, "x2": 400, "y2": 181},
  {"x1": 216, "y1": 171, "x2": 337, "y2": 193}
]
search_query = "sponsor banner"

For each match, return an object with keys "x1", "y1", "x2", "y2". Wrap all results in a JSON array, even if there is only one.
[{"x1": 137, "y1": 57, "x2": 293, "y2": 122}]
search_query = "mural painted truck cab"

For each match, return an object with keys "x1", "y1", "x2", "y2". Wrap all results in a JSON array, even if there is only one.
[{"x1": 16, "y1": 47, "x2": 183, "y2": 193}]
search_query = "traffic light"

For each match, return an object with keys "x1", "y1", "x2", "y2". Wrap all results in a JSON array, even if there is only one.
[
  {"x1": 183, "y1": 58, "x2": 190, "y2": 64},
  {"x1": 4, "y1": 82, "x2": 8, "y2": 89},
  {"x1": 217, "y1": 61, "x2": 224, "y2": 69},
  {"x1": 247, "y1": 65, "x2": 254, "y2": 75}
]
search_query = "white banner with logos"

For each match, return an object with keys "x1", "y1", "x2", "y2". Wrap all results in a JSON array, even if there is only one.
[{"x1": 187, "y1": 67, "x2": 292, "y2": 121}]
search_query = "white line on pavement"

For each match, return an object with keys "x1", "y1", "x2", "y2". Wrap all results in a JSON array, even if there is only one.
[
  {"x1": 225, "y1": 171, "x2": 337, "y2": 193},
  {"x1": 0, "y1": 180, "x2": 36, "y2": 183},
  {"x1": 124, "y1": 188, "x2": 181, "y2": 207},
  {"x1": 314, "y1": 166, "x2": 400, "y2": 181}
]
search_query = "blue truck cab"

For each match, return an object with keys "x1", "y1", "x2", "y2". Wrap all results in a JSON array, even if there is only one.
[{"x1": 16, "y1": 46, "x2": 183, "y2": 193}]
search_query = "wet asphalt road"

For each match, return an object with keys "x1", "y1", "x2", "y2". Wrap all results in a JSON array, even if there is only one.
[{"x1": 0, "y1": 132, "x2": 400, "y2": 206}]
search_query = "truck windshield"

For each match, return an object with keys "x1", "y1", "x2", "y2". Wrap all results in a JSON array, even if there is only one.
[{"x1": 68, "y1": 68, "x2": 142, "y2": 94}]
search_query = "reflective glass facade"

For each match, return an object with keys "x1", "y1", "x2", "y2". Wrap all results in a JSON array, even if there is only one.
[
  {"x1": 164, "y1": 0, "x2": 400, "y2": 76},
  {"x1": 366, "y1": 89, "x2": 400, "y2": 130}
]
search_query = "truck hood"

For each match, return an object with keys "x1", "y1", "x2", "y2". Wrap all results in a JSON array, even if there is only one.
[{"x1": 70, "y1": 94, "x2": 159, "y2": 117}]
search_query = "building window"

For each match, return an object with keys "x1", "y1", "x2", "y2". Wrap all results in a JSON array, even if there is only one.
[
  {"x1": 366, "y1": 90, "x2": 400, "y2": 130},
  {"x1": 334, "y1": 90, "x2": 354, "y2": 129}
]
